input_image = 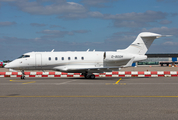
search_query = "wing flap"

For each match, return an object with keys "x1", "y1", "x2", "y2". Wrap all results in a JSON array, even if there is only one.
[{"x1": 53, "y1": 65, "x2": 122, "y2": 73}]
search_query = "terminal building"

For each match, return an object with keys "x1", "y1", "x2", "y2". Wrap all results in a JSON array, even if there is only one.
[{"x1": 136, "y1": 53, "x2": 178, "y2": 66}]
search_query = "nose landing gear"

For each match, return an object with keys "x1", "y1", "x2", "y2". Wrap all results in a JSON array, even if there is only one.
[{"x1": 21, "y1": 70, "x2": 25, "y2": 79}]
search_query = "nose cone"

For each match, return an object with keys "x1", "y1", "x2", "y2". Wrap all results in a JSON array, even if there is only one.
[
  {"x1": 4, "y1": 59, "x2": 21, "y2": 69},
  {"x1": 4, "y1": 61, "x2": 16, "y2": 69}
]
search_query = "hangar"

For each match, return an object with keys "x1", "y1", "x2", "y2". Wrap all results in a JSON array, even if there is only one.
[{"x1": 137, "y1": 53, "x2": 178, "y2": 66}]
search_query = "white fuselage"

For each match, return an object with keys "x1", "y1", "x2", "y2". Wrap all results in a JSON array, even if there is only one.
[{"x1": 5, "y1": 51, "x2": 147, "y2": 73}]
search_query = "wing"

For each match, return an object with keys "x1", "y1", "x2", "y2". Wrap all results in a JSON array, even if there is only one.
[
  {"x1": 53, "y1": 57, "x2": 134, "y2": 73},
  {"x1": 53, "y1": 65, "x2": 120, "y2": 73}
]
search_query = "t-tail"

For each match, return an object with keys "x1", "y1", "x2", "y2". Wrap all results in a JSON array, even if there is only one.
[{"x1": 118, "y1": 32, "x2": 169, "y2": 55}]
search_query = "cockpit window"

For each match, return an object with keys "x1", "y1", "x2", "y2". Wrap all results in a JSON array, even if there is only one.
[
  {"x1": 18, "y1": 55, "x2": 24, "y2": 58},
  {"x1": 18, "y1": 55, "x2": 30, "y2": 58}
]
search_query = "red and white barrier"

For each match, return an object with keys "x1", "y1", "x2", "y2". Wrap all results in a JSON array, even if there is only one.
[{"x1": 0, "y1": 71, "x2": 178, "y2": 77}]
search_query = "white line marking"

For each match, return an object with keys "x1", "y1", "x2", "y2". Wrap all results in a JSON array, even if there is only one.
[{"x1": 55, "y1": 80, "x2": 77, "y2": 85}]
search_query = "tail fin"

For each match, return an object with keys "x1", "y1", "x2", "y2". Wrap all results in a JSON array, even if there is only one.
[{"x1": 120, "y1": 32, "x2": 165, "y2": 55}]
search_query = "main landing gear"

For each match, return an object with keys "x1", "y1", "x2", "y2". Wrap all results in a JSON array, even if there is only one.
[
  {"x1": 21, "y1": 70, "x2": 25, "y2": 79},
  {"x1": 83, "y1": 72, "x2": 95, "y2": 79}
]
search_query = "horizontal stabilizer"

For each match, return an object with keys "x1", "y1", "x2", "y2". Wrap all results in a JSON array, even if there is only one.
[{"x1": 140, "y1": 33, "x2": 171, "y2": 38}]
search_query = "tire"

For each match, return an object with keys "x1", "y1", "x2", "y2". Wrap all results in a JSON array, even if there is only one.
[
  {"x1": 86, "y1": 75, "x2": 90, "y2": 79},
  {"x1": 90, "y1": 75, "x2": 95, "y2": 79},
  {"x1": 21, "y1": 76, "x2": 25, "y2": 79}
]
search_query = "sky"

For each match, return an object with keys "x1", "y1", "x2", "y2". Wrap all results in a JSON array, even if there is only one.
[{"x1": 0, "y1": 0, "x2": 178, "y2": 60}]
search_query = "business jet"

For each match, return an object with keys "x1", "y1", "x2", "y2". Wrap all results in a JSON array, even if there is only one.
[{"x1": 5, "y1": 32, "x2": 168, "y2": 79}]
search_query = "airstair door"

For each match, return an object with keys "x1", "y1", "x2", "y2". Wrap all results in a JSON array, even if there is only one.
[{"x1": 35, "y1": 54, "x2": 42, "y2": 68}]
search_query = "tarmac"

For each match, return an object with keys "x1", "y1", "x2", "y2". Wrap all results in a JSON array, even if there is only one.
[
  {"x1": 1, "y1": 77, "x2": 178, "y2": 120},
  {"x1": 1, "y1": 66, "x2": 178, "y2": 120}
]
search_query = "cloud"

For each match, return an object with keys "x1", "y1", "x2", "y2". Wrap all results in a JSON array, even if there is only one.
[
  {"x1": 50, "y1": 25, "x2": 65, "y2": 29},
  {"x1": 37, "y1": 30, "x2": 72, "y2": 38},
  {"x1": 102, "y1": 10, "x2": 168, "y2": 28},
  {"x1": 113, "y1": 21, "x2": 147, "y2": 28},
  {"x1": 95, "y1": 11, "x2": 167, "y2": 22},
  {"x1": 159, "y1": 20, "x2": 172, "y2": 25},
  {"x1": 0, "y1": 21, "x2": 16, "y2": 27},
  {"x1": 104, "y1": 32, "x2": 138, "y2": 49},
  {"x1": 9, "y1": 0, "x2": 87, "y2": 15},
  {"x1": 141, "y1": 27, "x2": 178, "y2": 36},
  {"x1": 58, "y1": 13, "x2": 88, "y2": 19},
  {"x1": 58, "y1": 10, "x2": 168, "y2": 28},
  {"x1": 81, "y1": 0, "x2": 119, "y2": 7},
  {"x1": 37, "y1": 29, "x2": 90, "y2": 38},
  {"x1": 30, "y1": 23, "x2": 46, "y2": 27},
  {"x1": 157, "y1": 0, "x2": 178, "y2": 2},
  {"x1": 88, "y1": 11, "x2": 104, "y2": 18},
  {"x1": 163, "y1": 41, "x2": 178, "y2": 45},
  {"x1": 35, "y1": 0, "x2": 66, "y2": 3},
  {"x1": 0, "y1": 0, "x2": 16, "y2": 1},
  {"x1": 72, "y1": 30, "x2": 91, "y2": 33},
  {"x1": 1, "y1": 0, "x2": 171, "y2": 28}
]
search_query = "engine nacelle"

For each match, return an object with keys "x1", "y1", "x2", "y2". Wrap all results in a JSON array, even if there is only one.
[
  {"x1": 133, "y1": 54, "x2": 147, "y2": 62},
  {"x1": 104, "y1": 52, "x2": 131, "y2": 61},
  {"x1": 104, "y1": 52, "x2": 132, "y2": 66}
]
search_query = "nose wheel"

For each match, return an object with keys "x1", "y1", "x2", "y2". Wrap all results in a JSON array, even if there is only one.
[{"x1": 21, "y1": 70, "x2": 25, "y2": 79}]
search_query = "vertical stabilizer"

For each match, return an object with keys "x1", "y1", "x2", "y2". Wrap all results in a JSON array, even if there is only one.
[{"x1": 120, "y1": 32, "x2": 163, "y2": 55}]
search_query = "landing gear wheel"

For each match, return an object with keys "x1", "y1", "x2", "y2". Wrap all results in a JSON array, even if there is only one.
[
  {"x1": 85, "y1": 74, "x2": 90, "y2": 79},
  {"x1": 84, "y1": 74, "x2": 95, "y2": 79},
  {"x1": 90, "y1": 74, "x2": 95, "y2": 79},
  {"x1": 21, "y1": 76, "x2": 25, "y2": 79}
]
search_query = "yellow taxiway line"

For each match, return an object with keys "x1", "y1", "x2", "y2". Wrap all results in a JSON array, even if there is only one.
[
  {"x1": 105, "y1": 78, "x2": 125, "y2": 85},
  {"x1": 1, "y1": 96, "x2": 178, "y2": 98},
  {"x1": 10, "y1": 80, "x2": 36, "y2": 84},
  {"x1": 115, "y1": 78, "x2": 122, "y2": 84}
]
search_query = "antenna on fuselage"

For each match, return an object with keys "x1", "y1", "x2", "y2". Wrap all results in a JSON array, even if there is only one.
[
  {"x1": 51, "y1": 49, "x2": 54, "y2": 52},
  {"x1": 87, "y1": 49, "x2": 90, "y2": 52}
]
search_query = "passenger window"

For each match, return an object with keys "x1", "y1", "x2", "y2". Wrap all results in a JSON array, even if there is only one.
[
  {"x1": 81, "y1": 57, "x2": 84, "y2": 60},
  {"x1": 49, "y1": 57, "x2": 51, "y2": 61},
  {"x1": 68, "y1": 57, "x2": 70, "y2": 60},
  {"x1": 62, "y1": 57, "x2": 64, "y2": 60},
  {"x1": 75, "y1": 57, "x2": 77, "y2": 60},
  {"x1": 55, "y1": 57, "x2": 58, "y2": 60}
]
